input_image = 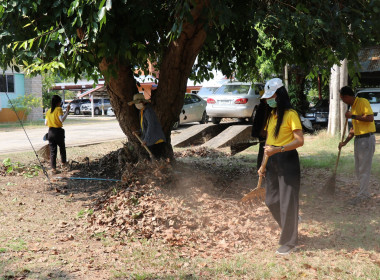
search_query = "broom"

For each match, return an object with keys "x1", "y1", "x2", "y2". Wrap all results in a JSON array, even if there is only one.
[
  {"x1": 133, "y1": 132, "x2": 155, "y2": 160},
  {"x1": 37, "y1": 144, "x2": 50, "y2": 161},
  {"x1": 323, "y1": 108, "x2": 350, "y2": 195},
  {"x1": 241, "y1": 154, "x2": 268, "y2": 203}
]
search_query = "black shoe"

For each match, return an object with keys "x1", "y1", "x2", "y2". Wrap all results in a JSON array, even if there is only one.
[{"x1": 275, "y1": 245, "x2": 296, "y2": 255}]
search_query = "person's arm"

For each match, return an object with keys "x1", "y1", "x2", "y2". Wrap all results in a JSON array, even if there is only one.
[
  {"x1": 264, "y1": 129, "x2": 304, "y2": 157},
  {"x1": 59, "y1": 104, "x2": 70, "y2": 123},
  {"x1": 345, "y1": 111, "x2": 374, "y2": 122},
  {"x1": 338, "y1": 127, "x2": 354, "y2": 149}
]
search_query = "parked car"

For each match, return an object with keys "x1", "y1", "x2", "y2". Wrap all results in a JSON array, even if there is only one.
[
  {"x1": 80, "y1": 98, "x2": 111, "y2": 115},
  {"x1": 173, "y1": 93, "x2": 207, "y2": 129},
  {"x1": 62, "y1": 99, "x2": 91, "y2": 115},
  {"x1": 197, "y1": 76, "x2": 227, "y2": 101},
  {"x1": 355, "y1": 88, "x2": 380, "y2": 130},
  {"x1": 206, "y1": 82, "x2": 264, "y2": 124},
  {"x1": 304, "y1": 99, "x2": 329, "y2": 129}
]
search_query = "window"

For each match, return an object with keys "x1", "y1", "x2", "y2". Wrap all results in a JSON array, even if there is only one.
[
  {"x1": 191, "y1": 90, "x2": 199, "y2": 94},
  {"x1": 0, "y1": 74, "x2": 14, "y2": 93}
]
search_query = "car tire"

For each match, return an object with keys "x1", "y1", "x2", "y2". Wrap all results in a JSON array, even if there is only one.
[
  {"x1": 172, "y1": 120, "x2": 179, "y2": 130},
  {"x1": 74, "y1": 108, "x2": 80, "y2": 115},
  {"x1": 199, "y1": 111, "x2": 208, "y2": 124},
  {"x1": 94, "y1": 108, "x2": 100, "y2": 115},
  {"x1": 250, "y1": 106, "x2": 258, "y2": 123},
  {"x1": 211, "y1": 117, "x2": 221, "y2": 124}
]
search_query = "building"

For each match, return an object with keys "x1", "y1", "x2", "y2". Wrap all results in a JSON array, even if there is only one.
[{"x1": 0, "y1": 69, "x2": 42, "y2": 123}]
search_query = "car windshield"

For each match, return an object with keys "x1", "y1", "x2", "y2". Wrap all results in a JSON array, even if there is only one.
[
  {"x1": 197, "y1": 87, "x2": 218, "y2": 97},
  {"x1": 214, "y1": 85, "x2": 251, "y2": 95},
  {"x1": 357, "y1": 91, "x2": 380, "y2": 104}
]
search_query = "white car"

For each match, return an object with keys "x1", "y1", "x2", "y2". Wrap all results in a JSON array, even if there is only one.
[
  {"x1": 173, "y1": 93, "x2": 207, "y2": 129},
  {"x1": 80, "y1": 99, "x2": 111, "y2": 115},
  {"x1": 206, "y1": 82, "x2": 264, "y2": 124},
  {"x1": 356, "y1": 88, "x2": 380, "y2": 130}
]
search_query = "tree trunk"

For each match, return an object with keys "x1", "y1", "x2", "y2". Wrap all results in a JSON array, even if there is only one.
[
  {"x1": 98, "y1": 4, "x2": 208, "y2": 160},
  {"x1": 327, "y1": 60, "x2": 348, "y2": 137},
  {"x1": 151, "y1": 4, "x2": 207, "y2": 156},
  {"x1": 99, "y1": 59, "x2": 145, "y2": 162}
]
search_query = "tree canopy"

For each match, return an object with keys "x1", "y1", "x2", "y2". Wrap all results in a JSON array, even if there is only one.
[
  {"x1": 1, "y1": 0, "x2": 380, "y2": 157},
  {"x1": 2, "y1": 1, "x2": 379, "y2": 82}
]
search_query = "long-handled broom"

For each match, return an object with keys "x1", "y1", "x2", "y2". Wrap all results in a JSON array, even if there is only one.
[
  {"x1": 241, "y1": 154, "x2": 268, "y2": 203},
  {"x1": 133, "y1": 132, "x2": 155, "y2": 160},
  {"x1": 323, "y1": 108, "x2": 350, "y2": 195}
]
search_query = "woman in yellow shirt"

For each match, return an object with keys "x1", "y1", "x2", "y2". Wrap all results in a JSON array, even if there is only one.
[
  {"x1": 258, "y1": 78, "x2": 304, "y2": 255},
  {"x1": 45, "y1": 95, "x2": 70, "y2": 174}
]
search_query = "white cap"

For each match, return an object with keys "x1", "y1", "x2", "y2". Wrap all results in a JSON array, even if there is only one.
[{"x1": 261, "y1": 78, "x2": 284, "y2": 99}]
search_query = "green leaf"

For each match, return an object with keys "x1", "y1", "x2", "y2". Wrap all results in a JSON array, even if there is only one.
[{"x1": 98, "y1": 7, "x2": 106, "y2": 22}]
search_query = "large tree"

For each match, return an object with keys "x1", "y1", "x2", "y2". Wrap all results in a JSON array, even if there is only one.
[{"x1": 1, "y1": 0, "x2": 379, "y2": 159}]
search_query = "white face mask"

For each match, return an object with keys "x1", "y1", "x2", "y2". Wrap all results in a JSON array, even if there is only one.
[{"x1": 135, "y1": 103, "x2": 144, "y2": 110}]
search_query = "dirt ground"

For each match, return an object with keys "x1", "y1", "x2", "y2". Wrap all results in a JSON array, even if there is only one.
[{"x1": 0, "y1": 141, "x2": 379, "y2": 279}]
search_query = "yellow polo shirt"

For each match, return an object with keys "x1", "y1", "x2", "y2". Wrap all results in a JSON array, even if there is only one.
[
  {"x1": 351, "y1": 97, "x2": 376, "y2": 136},
  {"x1": 46, "y1": 107, "x2": 63, "y2": 128},
  {"x1": 265, "y1": 109, "x2": 302, "y2": 146}
]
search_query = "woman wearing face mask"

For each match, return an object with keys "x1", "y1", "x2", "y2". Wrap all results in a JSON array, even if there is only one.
[
  {"x1": 128, "y1": 93, "x2": 166, "y2": 158},
  {"x1": 258, "y1": 78, "x2": 304, "y2": 255},
  {"x1": 45, "y1": 95, "x2": 71, "y2": 174}
]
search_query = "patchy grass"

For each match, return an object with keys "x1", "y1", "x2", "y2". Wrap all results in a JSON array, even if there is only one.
[{"x1": 0, "y1": 131, "x2": 379, "y2": 279}]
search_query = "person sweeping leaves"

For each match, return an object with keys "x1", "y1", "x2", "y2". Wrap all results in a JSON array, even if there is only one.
[
  {"x1": 338, "y1": 86, "x2": 376, "y2": 206},
  {"x1": 128, "y1": 93, "x2": 166, "y2": 159},
  {"x1": 258, "y1": 78, "x2": 304, "y2": 255},
  {"x1": 45, "y1": 95, "x2": 70, "y2": 174}
]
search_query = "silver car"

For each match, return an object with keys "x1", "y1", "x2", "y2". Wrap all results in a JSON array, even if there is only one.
[
  {"x1": 173, "y1": 93, "x2": 208, "y2": 129},
  {"x1": 80, "y1": 99, "x2": 111, "y2": 115},
  {"x1": 206, "y1": 82, "x2": 264, "y2": 124}
]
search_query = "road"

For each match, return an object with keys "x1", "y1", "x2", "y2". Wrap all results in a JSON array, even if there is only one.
[{"x1": 0, "y1": 119, "x2": 126, "y2": 155}]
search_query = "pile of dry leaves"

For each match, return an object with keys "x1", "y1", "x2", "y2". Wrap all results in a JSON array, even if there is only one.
[
  {"x1": 174, "y1": 147, "x2": 226, "y2": 158},
  {"x1": 86, "y1": 158, "x2": 277, "y2": 257}
]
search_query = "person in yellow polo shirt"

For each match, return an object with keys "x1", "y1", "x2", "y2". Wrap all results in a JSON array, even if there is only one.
[
  {"x1": 45, "y1": 95, "x2": 70, "y2": 174},
  {"x1": 258, "y1": 78, "x2": 304, "y2": 255},
  {"x1": 338, "y1": 86, "x2": 376, "y2": 205}
]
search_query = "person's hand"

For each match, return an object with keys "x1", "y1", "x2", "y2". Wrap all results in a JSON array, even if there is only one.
[
  {"x1": 338, "y1": 141, "x2": 346, "y2": 149},
  {"x1": 345, "y1": 111, "x2": 352, "y2": 118},
  {"x1": 258, "y1": 166, "x2": 266, "y2": 177},
  {"x1": 264, "y1": 145, "x2": 278, "y2": 157},
  {"x1": 66, "y1": 104, "x2": 71, "y2": 111}
]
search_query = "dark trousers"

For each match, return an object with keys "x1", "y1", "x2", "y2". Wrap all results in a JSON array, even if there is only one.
[
  {"x1": 265, "y1": 149, "x2": 300, "y2": 247},
  {"x1": 148, "y1": 142, "x2": 166, "y2": 159},
  {"x1": 48, "y1": 127, "x2": 67, "y2": 169}
]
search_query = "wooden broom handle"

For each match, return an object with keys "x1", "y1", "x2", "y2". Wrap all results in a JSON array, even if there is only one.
[
  {"x1": 334, "y1": 106, "x2": 350, "y2": 173},
  {"x1": 133, "y1": 132, "x2": 154, "y2": 159},
  {"x1": 257, "y1": 154, "x2": 269, "y2": 188}
]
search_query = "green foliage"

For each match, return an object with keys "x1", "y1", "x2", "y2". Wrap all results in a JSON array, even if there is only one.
[
  {"x1": 2, "y1": 158, "x2": 41, "y2": 177},
  {"x1": 1, "y1": 0, "x2": 380, "y2": 95},
  {"x1": 9, "y1": 94, "x2": 42, "y2": 116}
]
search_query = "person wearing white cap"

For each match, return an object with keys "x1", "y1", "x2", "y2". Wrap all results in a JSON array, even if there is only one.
[{"x1": 258, "y1": 78, "x2": 304, "y2": 255}]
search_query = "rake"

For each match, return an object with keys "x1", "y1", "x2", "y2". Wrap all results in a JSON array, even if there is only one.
[
  {"x1": 323, "y1": 114, "x2": 349, "y2": 195},
  {"x1": 241, "y1": 154, "x2": 268, "y2": 203}
]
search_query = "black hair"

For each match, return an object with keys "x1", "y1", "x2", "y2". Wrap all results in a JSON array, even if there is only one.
[
  {"x1": 339, "y1": 86, "x2": 355, "y2": 96},
  {"x1": 51, "y1": 95, "x2": 62, "y2": 113},
  {"x1": 273, "y1": 86, "x2": 294, "y2": 138}
]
